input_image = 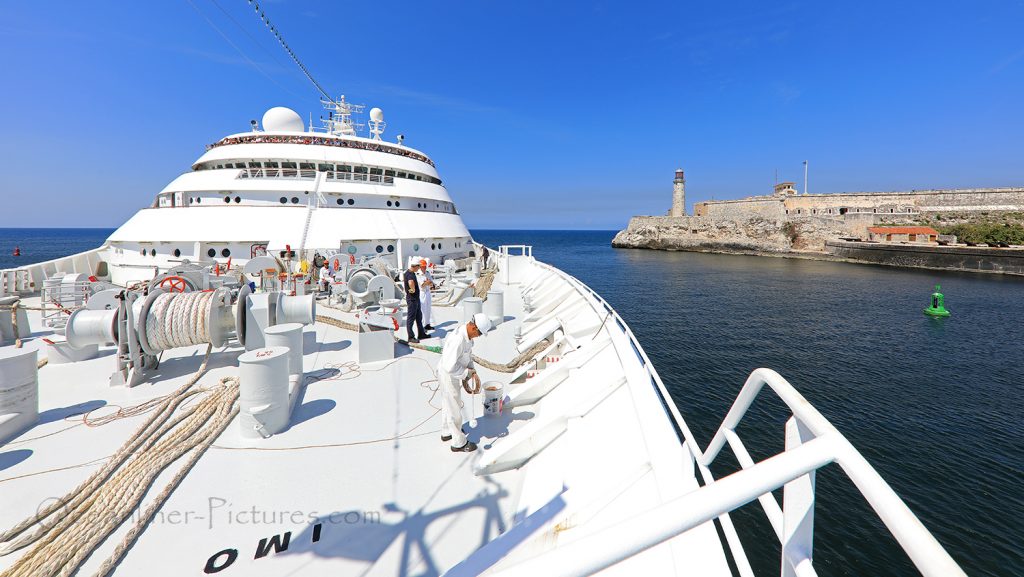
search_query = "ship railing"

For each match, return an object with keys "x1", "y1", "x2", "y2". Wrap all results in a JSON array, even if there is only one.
[
  {"x1": 492, "y1": 259, "x2": 964, "y2": 577},
  {"x1": 1, "y1": 246, "x2": 109, "y2": 295}
]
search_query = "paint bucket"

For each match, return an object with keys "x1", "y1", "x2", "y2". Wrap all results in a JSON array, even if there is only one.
[{"x1": 483, "y1": 381, "x2": 504, "y2": 416}]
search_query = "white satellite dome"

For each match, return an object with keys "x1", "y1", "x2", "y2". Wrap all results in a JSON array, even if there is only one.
[
  {"x1": 261, "y1": 106, "x2": 304, "y2": 132},
  {"x1": 369, "y1": 107, "x2": 384, "y2": 122}
]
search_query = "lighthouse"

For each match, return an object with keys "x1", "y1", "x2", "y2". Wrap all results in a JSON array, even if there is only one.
[{"x1": 670, "y1": 168, "x2": 686, "y2": 217}]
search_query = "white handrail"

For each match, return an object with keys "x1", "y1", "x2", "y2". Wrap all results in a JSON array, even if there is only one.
[
  {"x1": 492, "y1": 436, "x2": 837, "y2": 577},
  {"x1": 489, "y1": 255, "x2": 965, "y2": 577}
]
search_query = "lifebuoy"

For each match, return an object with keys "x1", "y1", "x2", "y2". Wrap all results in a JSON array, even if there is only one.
[
  {"x1": 159, "y1": 276, "x2": 189, "y2": 293},
  {"x1": 333, "y1": 258, "x2": 340, "y2": 270},
  {"x1": 349, "y1": 254, "x2": 355, "y2": 264}
]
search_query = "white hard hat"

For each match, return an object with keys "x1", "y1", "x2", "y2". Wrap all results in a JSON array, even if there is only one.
[{"x1": 472, "y1": 313, "x2": 493, "y2": 334}]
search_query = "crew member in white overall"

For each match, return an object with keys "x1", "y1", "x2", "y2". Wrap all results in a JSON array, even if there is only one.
[
  {"x1": 417, "y1": 259, "x2": 435, "y2": 331},
  {"x1": 438, "y1": 313, "x2": 494, "y2": 452},
  {"x1": 318, "y1": 263, "x2": 331, "y2": 292}
]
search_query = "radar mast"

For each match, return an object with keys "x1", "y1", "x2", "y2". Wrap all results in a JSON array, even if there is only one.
[{"x1": 319, "y1": 95, "x2": 365, "y2": 136}]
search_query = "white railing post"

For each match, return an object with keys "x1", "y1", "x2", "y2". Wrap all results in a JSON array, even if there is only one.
[{"x1": 782, "y1": 416, "x2": 817, "y2": 577}]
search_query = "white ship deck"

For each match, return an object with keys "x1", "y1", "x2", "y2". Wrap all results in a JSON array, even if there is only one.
[{"x1": 0, "y1": 255, "x2": 731, "y2": 576}]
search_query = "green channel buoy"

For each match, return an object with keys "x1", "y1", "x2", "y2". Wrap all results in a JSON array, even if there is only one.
[{"x1": 924, "y1": 284, "x2": 950, "y2": 317}]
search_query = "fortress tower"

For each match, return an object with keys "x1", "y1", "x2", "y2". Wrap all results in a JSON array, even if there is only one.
[{"x1": 670, "y1": 168, "x2": 686, "y2": 217}]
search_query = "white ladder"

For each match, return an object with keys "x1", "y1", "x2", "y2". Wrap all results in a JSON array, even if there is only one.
[{"x1": 297, "y1": 172, "x2": 325, "y2": 255}]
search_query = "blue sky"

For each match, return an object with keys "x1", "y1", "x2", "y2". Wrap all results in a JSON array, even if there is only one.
[{"x1": 1, "y1": 1, "x2": 1022, "y2": 229}]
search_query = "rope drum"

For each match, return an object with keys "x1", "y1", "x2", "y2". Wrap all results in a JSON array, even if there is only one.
[{"x1": 144, "y1": 291, "x2": 215, "y2": 351}]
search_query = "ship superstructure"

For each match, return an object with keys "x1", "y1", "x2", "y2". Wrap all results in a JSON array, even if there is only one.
[{"x1": 103, "y1": 99, "x2": 471, "y2": 286}]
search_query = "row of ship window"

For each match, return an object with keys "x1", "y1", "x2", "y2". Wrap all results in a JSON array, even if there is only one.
[
  {"x1": 359, "y1": 241, "x2": 463, "y2": 254},
  {"x1": 180, "y1": 194, "x2": 453, "y2": 212},
  {"x1": 137, "y1": 247, "x2": 231, "y2": 258},
  {"x1": 135, "y1": 241, "x2": 463, "y2": 258},
  {"x1": 197, "y1": 160, "x2": 442, "y2": 185}
]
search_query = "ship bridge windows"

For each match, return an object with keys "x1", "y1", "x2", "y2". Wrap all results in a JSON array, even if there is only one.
[{"x1": 201, "y1": 158, "x2": 443, "y2": 185}]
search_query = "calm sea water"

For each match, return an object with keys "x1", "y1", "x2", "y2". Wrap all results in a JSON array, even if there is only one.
[
  {"x1": 0, "y1": 228, "x2": 113, "y2": 271},
  {"x1": 2, "y1": 228, "x2": 1020, "y2": 575},
  {"x1": 472, "y1": 230, "x2": 1023, "y2": 577}
]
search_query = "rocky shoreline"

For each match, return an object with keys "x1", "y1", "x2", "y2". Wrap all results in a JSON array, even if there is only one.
[{"x1": 612, "y1": 219, "x2": 1024, "y2": 276}]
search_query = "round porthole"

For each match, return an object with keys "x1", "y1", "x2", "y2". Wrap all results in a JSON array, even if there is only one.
[
  {"x1": 150, "y1": 249, "x2": 156, "y2": 257},
  {"x1": 387, "y1": 244, "x2": 394, "y2": 253},
  {"x1": 438, "y1": 243, "x2": 443, "y2": 250},
  {"x1": 196, "y1": 197, "x2": 202, "y2": 204},
  {"x1": 280, "y1": 197, "x2": 287, "y2": 204},
  {"x1": 336, "y1": 198, "x2": 343, "y2": 205},
  {"x1": 188, "y1": 197, "x2": 193, "y2": 204},
  {"x1": 173, "y1": 248, "x2": 181, "y2": 257},
  {"x1": 234, "y1": 196, "x2": 241, "y2": 203},
  {"x1": 395, "y1": 201, "x2": 400, "y2": 207},
  {"x1": 347, "y1": 246, "x2": 357, "y2": 254},
  {"x1": 207, "y1": 248, "x2": 216, "y2": 258},
  {"x1": 387, "y1": 200, "x2": 393, "y2": 207},
  {"x1": 347, "y1": 199, "x2": 354, "y2": 205},
  {"x1": 413, "y1": 244, "x2": 420, "y2": 251},
  {"x1": 375, "y1": 245, "x2": 383, "y2": 254},
  {"x1": 140, "y1": 248, "x2": 146, "y2": 256},
  {"x1": 221, "y1": 248, "x2": 231, "y2": 257},
  {"x1": 223, "y1": 196, "x2": 231, "y2": 203},
  {"x1": 290, "y1": 197, "x2": 299, "y2": 204},
  {"x1": 431, "y1": 243, "x2": 436, "y2": 250}
]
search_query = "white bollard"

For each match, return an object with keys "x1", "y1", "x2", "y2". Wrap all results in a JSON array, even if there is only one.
[
  {"x1": 237, "y1": 347, "x2": 291, "y2": 439},
  {"x1": 471, "y1": 259, "x2": 481, "y2": 278},
  {"x1": 463, "y1": 297, "x2": 483, "y2": 323},
  {"x1": 484, "y1": 290, "x2": 504, "y2": 326},
  {"x1": 0, "y1": 347, "x2": 38, "y2": 443},
  {"x1": 264, "y1": 323, "x2": 303, "y2": 382}
]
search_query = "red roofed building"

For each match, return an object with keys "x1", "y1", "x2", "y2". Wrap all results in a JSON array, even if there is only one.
[{"x1": 867, "y1": 226, "x2": 939, "y2": 243}]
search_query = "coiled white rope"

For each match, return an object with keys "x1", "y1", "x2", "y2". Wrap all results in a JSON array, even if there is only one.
[
  {"x1": 0, "y1": 345, "x2": 240, "y2": 577},
  {"x1": 145, "y1": 291, "x2": 214, "y2": 351}
]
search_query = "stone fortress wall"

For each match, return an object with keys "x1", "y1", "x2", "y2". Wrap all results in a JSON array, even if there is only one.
[
  {"x1": 696, "y1": 187, "x2": 1024, "y2": 222},
  {"x1": 613, "y1": 171, "x2": 1024, "y2": 254}
]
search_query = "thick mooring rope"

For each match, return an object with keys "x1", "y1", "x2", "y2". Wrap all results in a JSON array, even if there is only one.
[
  {"x1": 145, "y1": 291, "x2": 214, "y2": 351},
  {"x1": 0, "y1": 345, "x2": 237, "y2": 577},
  {"x1": 314, "y1": 314, "x2": 551, "y2": 373},
  {"x1": 474, "y1": 271, "x2": 496, "y2": 299}
]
